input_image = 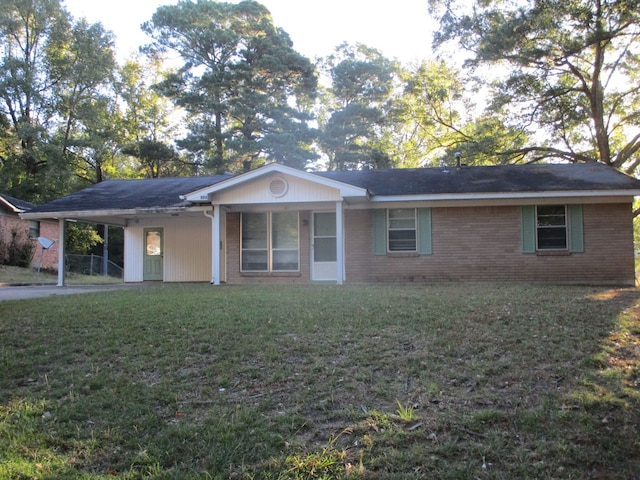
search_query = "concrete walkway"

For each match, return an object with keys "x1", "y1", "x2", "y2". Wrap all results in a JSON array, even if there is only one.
[{"x1": 0, "y1": 284, "x2": 135, "y2": 301}]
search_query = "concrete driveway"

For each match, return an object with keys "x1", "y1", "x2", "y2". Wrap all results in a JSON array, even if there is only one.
[{"x1": 0, "y1": 284, "x2": 135, "y2": 301}]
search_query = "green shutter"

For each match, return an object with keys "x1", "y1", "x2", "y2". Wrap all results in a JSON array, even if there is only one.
[
  {"x1": 568, "y1": 204, "x2": 584, "y2": 253},
  {"x1": 521, "y1": 205, "x2": 536, "y2": 253},
  {"x1": 418, "y1": 208, "x2": 432, "y2": 255},
  {"x1": 373, "y1": 209, "x2": 387, "y2": 255}
]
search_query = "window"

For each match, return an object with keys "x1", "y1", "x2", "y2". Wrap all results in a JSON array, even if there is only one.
[
  {"x1": 28, "y1": 220, "x2": 40, "y2": 238},
  {"x1": 241, "y1": 212, "x2": 299, "y2": 272},
  {"x1": 388, "y1": 208, "x2": 417, "y2": 251},
  {"x1": 373, "y1": 208, "x2": 432, "y2": 255},
  {"x1": 536, "y1": 205, "x2": 567, "y2": 250},
  {"x1": 522, "y1": 205, "x2": 583, "y2": 254}
]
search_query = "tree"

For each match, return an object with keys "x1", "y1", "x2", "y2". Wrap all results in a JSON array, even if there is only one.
[
  {"x1": 117, "y1": 58, "x2": 195, "y2": 178},
  {"x1": 0, "y1": 0, "x2": 120, "y2": 199},
  {"x1": 142, "y1": 0, "x2": 318, "y2": 173},
  {"x1": 49, "y1": 18, "x2": 119, "y2": 184},
  {"x1": 0, "y1": 0, "x2": 70, "y2": 199},
  {"x1": 430, "y1": 0, "x2": 640, "y2": 171},
  {"x1": 318, "y1": 43, "x2": 400, "y2": 170},
  {"x1": 395, "y1": 60, "x2": 528, "y2": 167}
]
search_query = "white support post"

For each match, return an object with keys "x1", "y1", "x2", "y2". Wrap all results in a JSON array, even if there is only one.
[
  {"x1": 212, "y1": 205, "x2": 221, "y2": 285},
  {"x1": 204, "y1": 207, "x2": 221, "y2": 285},
  {"x1": 57, "y1": 218, "x2": 65, "y2": 287},
  {"x1": 335, "y1": 201, "x2": 344, "y2": 285}
]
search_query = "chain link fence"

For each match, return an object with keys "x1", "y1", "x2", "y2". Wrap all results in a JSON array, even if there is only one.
[{"x1": 65, "y1": 254, "x2": 123, "y2": 279}]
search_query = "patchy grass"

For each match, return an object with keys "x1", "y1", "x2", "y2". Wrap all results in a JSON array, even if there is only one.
[
  {"x1": 0, "y1": 265, "x2": 121, "y2": 285},
  {"x1": 0, "y1": 283, "x2": 639, "y2": 479}
]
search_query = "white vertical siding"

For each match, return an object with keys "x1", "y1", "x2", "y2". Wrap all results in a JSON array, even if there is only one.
[
  {"x1": 124, "y1": 226, "x2": 144, "y2": 282},
  {"x1": 164, "y1": 216, "x2": 211, "y2": 282},
  {"x1": 123, "y1": 216, "x2": 212, "y2": 283}
]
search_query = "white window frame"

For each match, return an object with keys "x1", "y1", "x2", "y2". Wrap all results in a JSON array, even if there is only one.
[
  {"x1": 536, "y1": 205, "x2": 568, "y2": 251},
  {"x1": 387, "y1": 208, "x2": 417, "y2": 252},
  {"x1": 28, "y1": 220, "x2": 40, "y2": 239},
  {"x1": 241, "y1": 211, "x2": 300, "y2": 272}
]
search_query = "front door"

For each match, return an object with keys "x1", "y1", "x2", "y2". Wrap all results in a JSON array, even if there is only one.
[
  {"x1": 312, "y1": 212, "x2": 337, "y2": 281},
  {"x1": 143, "y1": 228, "x2": 163, "y2": 281}
]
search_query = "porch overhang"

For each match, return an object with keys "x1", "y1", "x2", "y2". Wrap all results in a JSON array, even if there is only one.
[{"x1": 20, "y1": 205, "x2": 214, "y2": 226}]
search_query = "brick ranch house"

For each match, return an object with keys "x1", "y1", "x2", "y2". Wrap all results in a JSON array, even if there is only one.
[
  {"x1": 1, "y1": 193, "x2": 59, "y2": 270},
  {"x1": 22, "y1": 162, "x2": 640, "y2": 286}
]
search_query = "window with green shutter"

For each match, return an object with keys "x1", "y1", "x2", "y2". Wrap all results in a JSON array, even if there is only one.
[
  {"x1": 373, "y1": 208, "x2": 432, "y2": 255},
  {"x1": 521, "y1": 204, "x2": 584, "y2": 253}
]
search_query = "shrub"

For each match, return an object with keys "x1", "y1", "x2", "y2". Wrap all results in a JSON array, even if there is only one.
[{"x1": 0, "y1": 229, "x2": 35, "y2": 268}]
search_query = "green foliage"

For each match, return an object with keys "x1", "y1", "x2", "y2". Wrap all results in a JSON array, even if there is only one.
[
  {"x1": 116, "y1": 57, "x2": 192, "y2": 178},
  {"x1": 431, "y1": 0, "x2": 640, "y2": 171},
  {"x1": 143, "y1": 0, "x2": 318, "y2": 173},
  {"x1": 318, "y1": 43, "x2": 400, "y2": 170},
  {"x1": 282, "y1": 434, "x2": 352, "y2": 479},
  {"x1": 395, "y1": 401, "x2": 415, "y2": 422},
  {"x1": 64, "y1": 222, "x2": 102, "y2": 255},
  {"x1": 120, "y1": 139, "x2": 190, "y2": 178},
  {"x1": 393, "y1": 60, "x2": 527, "y2": 167},
  {"x1": 0, "y1": 0, "x2": 121, "y2": 200}
]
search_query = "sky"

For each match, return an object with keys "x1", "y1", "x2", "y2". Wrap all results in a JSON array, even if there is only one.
[{"x1": 62, "y1": 0, "x2": 436, "y2": 64}]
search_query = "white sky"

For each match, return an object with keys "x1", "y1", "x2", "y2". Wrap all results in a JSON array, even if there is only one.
[{"x1": 62, "y1": 0, "x2": 436, "y2": 64}]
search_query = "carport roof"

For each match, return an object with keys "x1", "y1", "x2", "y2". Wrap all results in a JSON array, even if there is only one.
[{"x1": 24, "y1": 175, "x2": 232, "y2": 214}]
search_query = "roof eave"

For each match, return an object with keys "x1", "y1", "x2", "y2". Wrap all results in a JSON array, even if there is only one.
[
  {"x1": 369, "y1": 190, "x2": 640, "y2": 202},
  {"x1": 0, "y1": 198, "x2": 24, "y2": 213}
]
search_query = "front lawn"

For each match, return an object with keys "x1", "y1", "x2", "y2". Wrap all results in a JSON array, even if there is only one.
[
  {"x1": 0, "y1": 265, "x2": 122, "y2": 285},
  {"x1": 1, "y1": 284, "x2": 639, "y2": 479}
]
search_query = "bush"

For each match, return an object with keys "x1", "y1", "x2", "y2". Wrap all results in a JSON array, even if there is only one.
[{"x1": 0, "y1": 229, "x2": 35, "y2": 268}]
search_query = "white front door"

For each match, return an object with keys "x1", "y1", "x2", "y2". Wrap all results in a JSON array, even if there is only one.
[{"x1": 312, "y1": 212, "x2": 337, "y2": 281}]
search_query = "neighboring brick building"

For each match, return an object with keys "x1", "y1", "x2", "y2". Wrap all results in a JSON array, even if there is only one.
[
  {"x1": 0, "y1": 193, "x2": 59, "y2": 270},
  {"x1": 23, "y1": 162, "x2": 640, "y2": 286}
]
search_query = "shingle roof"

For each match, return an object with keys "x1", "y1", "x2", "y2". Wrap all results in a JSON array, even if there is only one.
[
  {"x1": 28, "y1": 175, "x2": 232, "y2": 213},
  {"x1": 316, "y1": 162, "x2": 640, "y2": 196},
  {"x1": 25, "y1": 162, "x2": 640, "y2": 216},
  {"x1": 0, "y1": 193, "x2": 36, "y2": 212}
]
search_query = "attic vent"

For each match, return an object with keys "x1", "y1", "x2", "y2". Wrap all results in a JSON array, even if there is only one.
[{"x1": 269, "y1": 177, "x2": 288, "y2": 198}]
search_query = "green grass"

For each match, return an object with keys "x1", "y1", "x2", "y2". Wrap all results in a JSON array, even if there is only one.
[
  {"x1": 1, "y1": 284, "x2": 639, "y2": 479},
  {"x1": 0, "y1": 265, "x2": 122, "y2": 285}
]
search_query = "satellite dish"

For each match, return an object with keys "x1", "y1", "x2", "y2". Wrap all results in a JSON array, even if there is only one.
[
  {"x1": 37, "y1": 237, "x2": 55, "y2": 249},
  {"x1": 35, "y1": 237, "x2": 55, "y2": 275}
]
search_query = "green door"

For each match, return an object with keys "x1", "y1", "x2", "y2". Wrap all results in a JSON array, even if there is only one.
[{"x1": 143, "y1": 228, "x2": 163, "y2": 281}]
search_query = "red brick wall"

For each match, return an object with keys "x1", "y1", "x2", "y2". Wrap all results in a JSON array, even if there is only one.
[
  {"x1": 37, "y1": 221, "x2": 60, "y2": 270},
  {"x1": 345, "y1": 204, "x2": 635, "y2": 285},
  {"x1": 221, "y1": 203, "x2": 635, "y2": 285},
  {"x1": 0, "y1": 212, "x2": 59, "y2": 270}
]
